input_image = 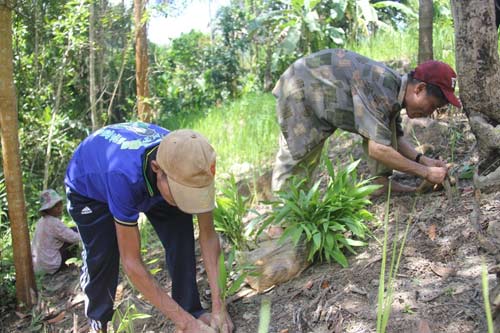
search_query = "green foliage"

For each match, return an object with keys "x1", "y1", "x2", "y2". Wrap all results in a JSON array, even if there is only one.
[
  {"x1": 257, "y1": 297, "x2": 271, "y2": 333},
  {"x1": 259, "y1": 159, "x2": 379, "y2": 266},
  {"x1": 213, "y1": 176, "x2": 250, "y2": 251},
  {"x1": 481, "y1": 259, "x2": 495, "y2": 333},
  {"x1": 217, "y1": 249, "x2": 254, "y2": 302},
  {"x1": 112, "y1": 302, "x2": 151, "y2": 333},
  {"x1": 376, "y1": 188, "x2": 415, "y2": 333},
  {"x1": 160, "y1": 93, "x2": 279, "y2": 174},
  {"x1": 150, "y1": 11, "x2": 248, "y2": 113},
  {"x1": 0, "y1": 175, "x2": 16, "y2": 309}
]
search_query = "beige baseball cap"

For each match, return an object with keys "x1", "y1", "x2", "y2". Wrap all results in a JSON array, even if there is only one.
[{"x1": 156, "y1": 129, "x2": 216, "y2": 214}]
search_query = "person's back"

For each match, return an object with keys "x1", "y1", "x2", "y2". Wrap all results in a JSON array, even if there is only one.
[
  {"x1": 273, "y1": 49, "x2": 402, "y2": 162},
  {"x1": 65, "y1": 122, "x2": 168, "y2": 223}
]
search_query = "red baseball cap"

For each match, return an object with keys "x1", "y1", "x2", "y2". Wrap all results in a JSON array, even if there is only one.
[{"x1": 413, "y1": 60, "x2": 461, "y2": 108}]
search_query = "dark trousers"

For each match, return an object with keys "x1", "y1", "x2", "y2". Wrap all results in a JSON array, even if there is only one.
[{"x1": 67, "y1": 189, "x2": 204, "y2": 330}]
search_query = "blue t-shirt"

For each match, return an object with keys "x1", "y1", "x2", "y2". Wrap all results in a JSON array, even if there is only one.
[{"x1": 65, "y1": 122, "x2": 169, "y2": 225}]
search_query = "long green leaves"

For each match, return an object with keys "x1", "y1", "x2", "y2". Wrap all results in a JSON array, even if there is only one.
[
  {"x1": 213, "y1": 175, "x2": 249, "y2": 251},
  {"x1": 217, "y1": 250, "x2": 255, "y2": 303},
  {"x1": 112, "y1": 302, "x2": 151, "y2": 333},
  {"x1": 482, "y1": 260, "x2": 495, "y2": 333},
  {"x1": 255, "y1": 159, "x2": 380, "y2": 267},
  {"x1": 376, "y1": 185, "x2": 416, "y2": 333}
]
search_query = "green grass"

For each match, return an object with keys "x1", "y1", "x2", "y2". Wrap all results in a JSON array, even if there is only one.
[
  {"x1": 347, "y1": 24, "x2": 456, "y2": 67},
  {"x1": 159, "y1": 93, "x2": 279, "y2": 175}
]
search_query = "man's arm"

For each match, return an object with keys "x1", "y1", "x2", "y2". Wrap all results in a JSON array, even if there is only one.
[
  {"x1": 397, "y1": 136, "x2": 448, "y2": 168},
  {"x1": 367, "y1": 139, "x2": 447, "y2": 184},
  {"x1": 115, "y1": 222, "x2": 212, "y2": 332},
  {"x1": 396, "y1": 136, "x2": 422, "y2": 161},
  {"x1": 197, "y1": 212, "x2": 234, "y2": 333}
]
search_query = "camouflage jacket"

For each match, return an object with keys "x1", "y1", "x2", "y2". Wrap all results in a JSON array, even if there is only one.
[{"x1": 273, "y1": 49, "x2": 407, "y2": 160}]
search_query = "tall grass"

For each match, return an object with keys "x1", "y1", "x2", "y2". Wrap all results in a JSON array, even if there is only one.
[
  {"x1": 159, "y1": 93, "x2": 279, "y2": 175},
  {"x1": 376, "y1": 186, "x2": 416, "y2": 333},
  {"x1": 347, "y1": 29, "x2": 418, "y2": 64},
  {"x1": 347, "y1": 24, "x2": 456, "y2": 67}
]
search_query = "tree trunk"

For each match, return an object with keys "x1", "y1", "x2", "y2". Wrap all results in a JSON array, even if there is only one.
[
  {"x1": 97, "y1": 0, "x2": 108, "y2": 122},
  {"x1": 0, "y1": 4, "x2": 37, "y2": 309},
  {"x1": 89, "y1": 0, "x2": 98, "y2": 131},
  {"x1": 418, "y1": 0, "x2": 433, "y2": 63},
  {"x1": 451, "y1": 0, "x2": 500, "y2": 191},
  {"x1": 107, "y1": 35, "x2": 130, "y2": 124},
  {"x1": 134, "y1": 0, "x2": 152, "y2": 122}
]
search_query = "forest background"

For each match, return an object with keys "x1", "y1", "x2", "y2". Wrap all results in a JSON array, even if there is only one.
[{"x1": 0, "y1": 0, "x2": 483, "y2": 314}]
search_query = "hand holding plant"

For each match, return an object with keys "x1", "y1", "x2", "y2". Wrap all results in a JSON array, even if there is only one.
[{"x1": 210, "y1": 310, "x2": 234, "y2": 333}]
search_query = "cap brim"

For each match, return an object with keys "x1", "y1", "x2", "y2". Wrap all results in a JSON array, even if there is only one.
[
  {"x1": 443, "y1": 90, "x2": 461, "y2": 108},
  {"x1": 167, "y1": 176, "x2": 215, "y2": 214}
]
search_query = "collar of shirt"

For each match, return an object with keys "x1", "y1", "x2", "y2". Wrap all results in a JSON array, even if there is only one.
[
  {"x1": 397, "y1": 73, "x2": 408, "y2": 107},
  {"x1": 143, "y1": 145, "x2": 159, "y2": 197}
]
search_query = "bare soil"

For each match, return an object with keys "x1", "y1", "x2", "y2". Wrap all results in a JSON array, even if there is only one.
[{"x1": 2, "y1": 110, "x2": 499, "y2": 333}]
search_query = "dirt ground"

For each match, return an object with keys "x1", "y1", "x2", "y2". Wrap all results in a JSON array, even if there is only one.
[{"x1": 2, "y1": 110, "x2": 499, "y2": 333}]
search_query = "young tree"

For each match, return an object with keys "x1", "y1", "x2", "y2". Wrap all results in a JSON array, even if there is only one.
[
  {"x1": 451, "y1": 0, "x2": 500, "y2": 192},
  {"x1": 89, "y1": 0, "x2": 99, "y2": 130},
  {"x1": 134, "y1": 0, "x2": 152, "y2": 122},
  {"x1": 418, "y1": 0, "x2": 433, "y2": 63},
  {"x1": 0, "y1": 3, "x2": 37, "y2": 308}
]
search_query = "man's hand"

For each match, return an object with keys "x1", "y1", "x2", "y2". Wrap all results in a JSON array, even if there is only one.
[
  {"x1": 211, "y1": 310, "x2": 234, "y2": 333},
  {"x1": 175, "y1": 318, "x2": 216, "y2": 333},
  {"x1": 425, "y1": 166, "x2": 448, "y2": 184}
]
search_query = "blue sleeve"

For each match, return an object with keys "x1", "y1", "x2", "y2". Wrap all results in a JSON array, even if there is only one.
[{"x1": 106, "y1": 172, "x2": 141, "y2": 226}]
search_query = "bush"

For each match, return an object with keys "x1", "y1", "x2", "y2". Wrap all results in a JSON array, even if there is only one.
[{"x1": 258, "y1": 159, "x2": 380, "y2": 267}]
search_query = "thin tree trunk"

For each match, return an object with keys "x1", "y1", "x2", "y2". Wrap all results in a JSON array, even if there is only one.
[
  {"x1": 107, "y1": 35, "x2": 130, "y2": 123},
  {"x1": 89, "y1": 0, "x2": 98, "y2": 131},
  {"x1": 97, "y1": 0, "x2": 108, "y2": 121},
  {"x1": 134, "y1": 0, "x2": 152, "y2": 122},
  {"x1": 33, "y1": 0, "x2": 39, "y2": 75},
  {"x1": 418, "y1": 0, "x2": 433, "y2": 63},
  {"x1": 0, "y1": 5, "x2": 37, "y2": 309}
]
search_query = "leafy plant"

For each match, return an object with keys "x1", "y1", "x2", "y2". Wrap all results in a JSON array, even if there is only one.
[
  {"x1": 112, "y1": 302, "x2": 151, "y2": 333},
  {"x1": 213, "y1": 176, "x2": 250, "y2": 251},
  {"x1": 256, "y1": 159, "x2": 380, "y2": 267},
  {"x1": 217, "y1": 249, "x2": 254, "y2": 303}
]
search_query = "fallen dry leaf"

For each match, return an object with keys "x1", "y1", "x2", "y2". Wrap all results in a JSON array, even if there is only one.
[
  {"x1": 417, "y1": 319, "x2": 431, "y2": 333},
  {"x1": 430, "y1": 264, "x2": 456, "y2": 278},
  {"x1": 15, "y1": 311, "x2": 29, "y2": 319},
  {"x1": 70, "y1": 293, "x2": 85, "y2": 307},
  {"x1": 428, "y1": 224, "x2": 437, "y2": 241},
  {"x1": 304, "y1": 280, "x2": 313, "y2": 290},
  {"x1": 46, "y1": 311, "x2": 66, "y2": 324},
  {"x1": 321, "y1": 280, "x2": 330, "y2": 289}
]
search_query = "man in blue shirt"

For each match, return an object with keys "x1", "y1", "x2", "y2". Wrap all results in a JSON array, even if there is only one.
[{"x1": 65, "y1": 122, "x2": 232, "y2": 333}]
